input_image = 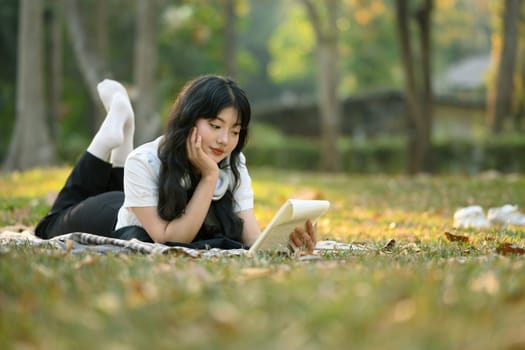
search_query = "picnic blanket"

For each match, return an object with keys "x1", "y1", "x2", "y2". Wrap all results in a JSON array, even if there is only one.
[{"x1": 0, "y1": 225, "x2": 367, "y2": 258}]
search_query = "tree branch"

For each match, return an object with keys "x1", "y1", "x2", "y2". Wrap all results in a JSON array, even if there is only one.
[
  {"x1": 63, "y1": 0, "x2": 105, "y2": 105},
  {"x1": 301, "y1": 0, "x2": 324, "y2": 41}
]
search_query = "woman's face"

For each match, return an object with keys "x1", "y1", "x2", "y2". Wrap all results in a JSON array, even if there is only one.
[{"x1": 194, "y1": 106, "x2": 241, "y2": 163}]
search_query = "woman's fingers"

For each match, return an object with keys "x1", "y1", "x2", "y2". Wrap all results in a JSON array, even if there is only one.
[
  {"x1": 306, "y1": 219, "x2": 314, "y2": 234},
  {"x1": 194, "y1": 127, "x2": 201, "y2": 150},
  {"x1": 186, "y1": 127, "x2": 219, "y2": 177},
  {"x1": 289, "y1": 230, "x2": 303, "y2": 248},
  {"x1": 186, "y1": 127, "x2": 196, "y2": 158},
  {"x1": 187, "y1": 127, "x2": 203, "y2": 161},
  {"x1": 301, "y1": 230, "x2": 314, "y2": 251},
  {"x1": 305, "y1": 219, "x2": 316, "y2": 249},
  {"x1": 289, "y1": 221, "x2": 317, "y2": 254}
]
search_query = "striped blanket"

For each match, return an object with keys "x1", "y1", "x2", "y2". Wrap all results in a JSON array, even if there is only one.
[{"x1": 0, "y1": 225, "x2": 366, "y2": 257}]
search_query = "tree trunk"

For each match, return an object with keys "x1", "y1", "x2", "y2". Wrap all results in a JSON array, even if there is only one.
[
  {"x1": 3, "y1": 0, "x2": 55, "y2": 171},
  {"x1": 395, "y1": 0, "x2": 420, "y2": 174},
  {"x1": 133, "y1": 0, "x2": 160, "y2": 145},
  {"x1": 302, "y1": 0, "x2": 342, "y2": 172},
  {"x1": 223, "y1": 0, "x2": 237, "y2": 79},
  {"x1": 515, "y1": 18, "x2": 525, "y2": 131},
  {"x1": 488, "y1": 0, "x2": 521, "y2": 133},
  {"x1": 317, "y1": 40, "x2": 341, "y2": 171},
  {"x1": 63, "y1": 0, "x2": 105, "y2": 113},
  {"x1": 94, "y1": 0, "x2": 110, "y2": 127},
  {"x1": 49, "y1": 1, "x2": 63, "y2": 140},
  {"x1": 95, "y1": 0, "x2": 109, "y2": 69},
  {"x1": 394, "y1": 0, "x2": 433, "y2": 174},
  {"x1": 415, "y1": 0, "x2": 433, "y2": 172}
]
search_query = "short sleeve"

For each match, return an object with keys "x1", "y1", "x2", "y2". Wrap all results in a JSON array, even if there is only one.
[
  {"x1": 122, "y1": 149, "x2": 161, "y2": 208},
  {"x1": 232, "y1": 153, "x2": 254, "y2": 212}
]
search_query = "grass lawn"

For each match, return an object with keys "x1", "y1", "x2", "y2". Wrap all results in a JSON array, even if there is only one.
[{"x1": 1, "y1": 167, "x2": 525, "y2": 350}]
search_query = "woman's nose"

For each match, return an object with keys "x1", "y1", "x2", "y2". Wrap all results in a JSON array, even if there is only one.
[{"x1": 217, "y1": 131, "x2": 228, "y2": 144}]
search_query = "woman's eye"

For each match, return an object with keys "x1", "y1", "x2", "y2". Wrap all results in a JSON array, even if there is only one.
[
  {"x1": 232, "y1": 130, "x2": 240, "y2": 136},
  {"x1": 210, "y1": 123, "x2": 220, "y2": 129}
]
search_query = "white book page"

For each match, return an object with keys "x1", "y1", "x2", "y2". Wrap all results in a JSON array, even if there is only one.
[{"x1": 249, "y1": 199, "x2": 330, "y2": 253}]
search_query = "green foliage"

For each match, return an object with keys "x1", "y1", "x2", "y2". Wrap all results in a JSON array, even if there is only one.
[
  {"x1": 267, "y1": 4, "x2": 315, "y2": 83},
  {"x1": 246, "y1": 123, "x2": 320, "y2": 170},
  {"x1": 1, "y1": 167, "x2": 525, "y2": 349},
  {"x1": 55, "y1": 74, "x2": 94, "y2": 163},
  {"x1": 158, "y1": 2, "x2": 230, "y2": 96},
  {"x1": 340, "y1": 0, "x2": 402, "y2": 94},
  {"x1": 0, "y1": 0, "x2": 505, "y2": 172},
  {"x1": 433, "y1": 0, "x2": 492, "y2": 73},
  {"x1": 245, "y1": 124, "x2": 525, "y2": 174},
  {"x1": 266, "y1": 0, "x2": 403, "y2": 97}
]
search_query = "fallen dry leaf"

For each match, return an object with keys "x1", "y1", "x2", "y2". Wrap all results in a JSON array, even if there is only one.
[
  {"x1": 496, "y1": 243, "x2": 525, "y2": 256},
  {"x1": 65, "y1": 239, "x2": 74, "y2": 254},
  {"x1": 126, "y1": 279, "x2": 159, "y2": 307},
  {"x1": 238, "y1": 267, "x2": 272, "y2": 281},
  {"x1": 382, "y1": 239, "x2": 396, "y2": 252},
  {"x1": 391, "y1": 298, "x2": 417, "y2": 323},
  {"x1": 209, "y1": 301, "x2": 241, "y2": 333},
  {"x1": 400, "y1": 242, "x2": 421, "y2": 254},
  {"x1": 444, "y1": 232, "x2": 469, "y2": 243},
  {"x1": 74, "y1": 255, "x2": 99, "y2": 269},
  {"x1": 470, "y1": 271, "x2": 500, "y2": 295}
]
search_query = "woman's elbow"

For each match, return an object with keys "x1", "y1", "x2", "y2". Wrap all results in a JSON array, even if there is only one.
[
  {"x1": 148, "y1": 232, "x2": 166, "y2": 244},
  {"x1": 148, "y1": 224, "x2": 195, "y2": 244},
  {"x1": 145, "y1": 224, "x2": 169, "y2": 244}
]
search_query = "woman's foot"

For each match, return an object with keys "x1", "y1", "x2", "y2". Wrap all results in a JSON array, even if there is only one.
[
  {"x1": 110, "y1": 96, "x2": 135, "y2": 167},
  {"x1": 87, "y1": 93, "x2": 134, "y2": 162},
  {"x1": 97, "y1": 79, "x2": 130, "y2": 112}
]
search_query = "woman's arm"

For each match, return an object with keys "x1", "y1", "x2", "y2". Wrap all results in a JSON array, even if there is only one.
[
  {"x1": 130, "y1": 173, "x2": 217, "y2": 243},
  {"x1": 237, "y1": 208, "x2": 261, "y2": 246},
  {"x1": 131, "y1": 127, "x2": 219, "y2": 243}
]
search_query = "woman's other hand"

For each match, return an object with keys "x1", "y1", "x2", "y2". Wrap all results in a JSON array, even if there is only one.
[{"x1": 289, "y1": 219, "x2": 316, "y2": 254}]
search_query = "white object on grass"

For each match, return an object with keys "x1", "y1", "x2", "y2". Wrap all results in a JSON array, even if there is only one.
[
  {"x1": 487, "y1": 204, "x2": 525, "y2": 227},
  {"x1": 453, "y1": 205, "x2": 490, "y2": 229}
]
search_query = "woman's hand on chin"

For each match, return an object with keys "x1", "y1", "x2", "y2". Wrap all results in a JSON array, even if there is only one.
[{"x1": 186, "y1": 127, "x2": 218, "y2": 178}]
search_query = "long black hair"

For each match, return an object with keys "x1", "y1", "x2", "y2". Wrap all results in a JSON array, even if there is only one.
[{"x1": 157, "y1": 75, "x2": 251, "y2": 228}]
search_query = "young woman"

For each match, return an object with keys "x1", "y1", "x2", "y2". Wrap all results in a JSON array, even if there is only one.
[{"x1": 35, "y1": 75, "x2": 316, "y2": 251}]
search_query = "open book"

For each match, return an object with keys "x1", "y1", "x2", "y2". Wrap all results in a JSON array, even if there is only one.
[{"x1": 248, "y1": 199, "x2": 330, "y2": 253}]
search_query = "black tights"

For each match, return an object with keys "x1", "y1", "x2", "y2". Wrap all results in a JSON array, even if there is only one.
[{"x1": 35, "y1": 152, "x2": 125, "y2": 239}]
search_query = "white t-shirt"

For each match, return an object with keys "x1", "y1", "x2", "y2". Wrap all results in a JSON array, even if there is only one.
[{"x1": 115, "y1": 136, "x2": 254, "y2": 230}]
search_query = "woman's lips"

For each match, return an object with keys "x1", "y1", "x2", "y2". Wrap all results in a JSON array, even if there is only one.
[{"x1": 211, "y1": 148, "x2": 224, "y2": 156}]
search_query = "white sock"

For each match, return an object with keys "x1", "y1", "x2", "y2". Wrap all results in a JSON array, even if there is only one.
[
  {"x1": 87, "y1": 93, "x2": 134, "y2": 162},
  {"x1": 110, "y1": 106, "x2": 135, "y2": 167},
  {"x1": 97, "y1": 79, "x2": 129, "y2": 112}
]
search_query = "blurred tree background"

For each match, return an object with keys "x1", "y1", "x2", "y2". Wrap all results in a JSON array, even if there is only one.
[{"x1": 0, "y1": 0, "x2": 523, "y2": 174}]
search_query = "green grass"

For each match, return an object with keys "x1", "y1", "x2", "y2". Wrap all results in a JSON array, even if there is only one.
[{"x1": 1, "y1": 167, "x2": 525, "y2": 349}]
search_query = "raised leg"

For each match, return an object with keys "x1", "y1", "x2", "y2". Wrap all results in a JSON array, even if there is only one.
[{"x1": 35, "y1": 79, "x2": 134, "y2": 238}]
